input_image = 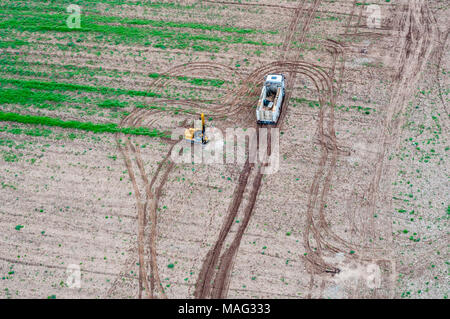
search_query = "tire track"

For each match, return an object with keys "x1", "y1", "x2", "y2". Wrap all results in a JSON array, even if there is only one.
[
  {"x1": 306, "y1": 0, "x2": 439, "y2": 299},
  {"x1": 300, "y1": 58, "x2": 342, "y2": 275},
  {"x1": 151, "y1": 62, "x2": 243, "y2": 119},
  {"x1": 230, "y1": 49, "x2": 353, "y2": 278},
  {"x1": 194, "y1": 0, "x2": 325, "y2": 299},
  {"x1": 109, "y1": 60, "x2": 244, "y2": 298},
  {"x1": 360, "y1": 0, "x2": 438, "y2": 298},
  {"x1": 365, "y1": 0, "x2": 438, "y2": 246},
  {"x1": 112, "y1": 138, "x2": 152, "y2": 299},
  {"x1": 302, "y1": 40, "x2": 392, "y2": 263},
  {"x1": 108, "y1": 109, "x2": 182, "y2": 298}
]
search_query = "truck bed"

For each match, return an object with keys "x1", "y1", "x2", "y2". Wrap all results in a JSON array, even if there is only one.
[{"x1": 259, "y1": 87, "x2": 281, "y2": 111}]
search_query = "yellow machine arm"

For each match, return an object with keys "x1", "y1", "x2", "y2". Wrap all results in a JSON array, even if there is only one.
[
  {"x1": 201, "y1": 113, "x2": 205, "y2": 135},
  {"x1": 184, "y1": 113, "x2": 208, "y2": 144}
]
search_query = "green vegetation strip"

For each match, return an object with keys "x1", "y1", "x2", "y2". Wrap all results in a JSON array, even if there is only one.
[
  {"x1": 148, "y1": 73, "x2": 226, "y2": 87},
  {"x1": 0, "y1": 5, "x2": 266, "y2": 34},
  {"x1": 0, "y1": 53, "x2": 228, "y2": 88},
  {"x1": 0, "y1": 111, "x2": 170, "y2": 138},
  {"x1": 0, "y1": 77, "x2": 161, "y2": 98},
  {"x1": 0, "y1": 12, "x2": 276, "y2": 50},
  {"x1": 292, "y1": 97, "x2": 375, "y2": 114},
  {"x1": 2, "y1": 1, "x2": 277, "y2": 35},
  {"x1": 0, "y1": 87, "x2": 70, "y2": 105},
  {"x1": 4, "y1": 0, "x2": 198, "y2": 12}
]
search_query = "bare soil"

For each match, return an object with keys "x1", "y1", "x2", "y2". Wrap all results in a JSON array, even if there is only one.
[{"x1": 0, "y1": 0, "x2": 448, "y2": 299}]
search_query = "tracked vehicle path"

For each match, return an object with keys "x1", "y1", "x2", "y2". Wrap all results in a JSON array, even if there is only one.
[
  {"x1": 108, "y1": 106, "x2": 189, "y2": 298},
  {"x1": 361, "y1": 0, "x2": 439, "y2": 297},
  {"x1": 194, "y1": 0, "x2": 326, "y2": 299},
  {"x1": 105, "y1": 0, "x2": 438, "y2": 300},
  {"x1": 108, "y1": 62, "x2": 242, "y2": 298},
  {"x1": 301, "y1": 0, "x2": 440, "y2": 299}
]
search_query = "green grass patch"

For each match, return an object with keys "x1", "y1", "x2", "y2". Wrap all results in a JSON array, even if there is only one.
[
  {"x1": 0, "y1": 77, "x2": 161, "y2": 98},
  {"x1": 0, "y1": 87, "x2": 70, "y2": 106},
  {"x1": 0, "y1": 12, "x2": 276, "y2": 51},
  {"x1": 149, "y1": 73, "x2": 226, "y2": 88},
  {"x1": 97, "y1": 99, "x2": 128, "y2": 109},
  {"x1": 0, "y1": 111, "x2": 170, "y2": 138},
  {"x1": 0, "y1": 4, "x2": 274, "y2": 34}
]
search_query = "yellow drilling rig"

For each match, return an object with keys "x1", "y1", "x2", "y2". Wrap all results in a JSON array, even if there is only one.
[{"x1": 184, "y1": 113, "x2": 208, "y2": 145}]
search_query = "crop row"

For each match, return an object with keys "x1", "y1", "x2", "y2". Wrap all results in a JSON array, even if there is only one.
[
  {"x1": 0, "y1": 12, "x2": 276, "y2": 51},
  {"x1": 0, "y1": 77, "x2": 161, "y2": 98},
  {"x1": 0, "y1": 111, "x2": 170, "y2": 138},
  {"x1": 291, "y1": 97, "x2": 376, "y2": 115},
  {"x1": 0, "y1": 5, "x2": 273, "y2": 35},
  {"x1": 0, "y1": 54, "x2": 228, "y2": 88},
  {"x1": 6, "y1": 0, "x2": 200, "y2": 12}
]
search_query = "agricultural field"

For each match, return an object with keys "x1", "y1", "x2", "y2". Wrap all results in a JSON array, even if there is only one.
[{"x1": 0, "y1": 0, "x2": 448, "y2": 300}]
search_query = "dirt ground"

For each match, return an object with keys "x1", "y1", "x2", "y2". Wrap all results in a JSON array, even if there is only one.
[{"x1": 0, "y1": 0, "x2": 448, "y2": 299}]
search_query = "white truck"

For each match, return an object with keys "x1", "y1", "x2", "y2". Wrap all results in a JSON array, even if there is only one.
[{"x1": 255, "y1": 74, "x2": 285, "y2": 125}]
